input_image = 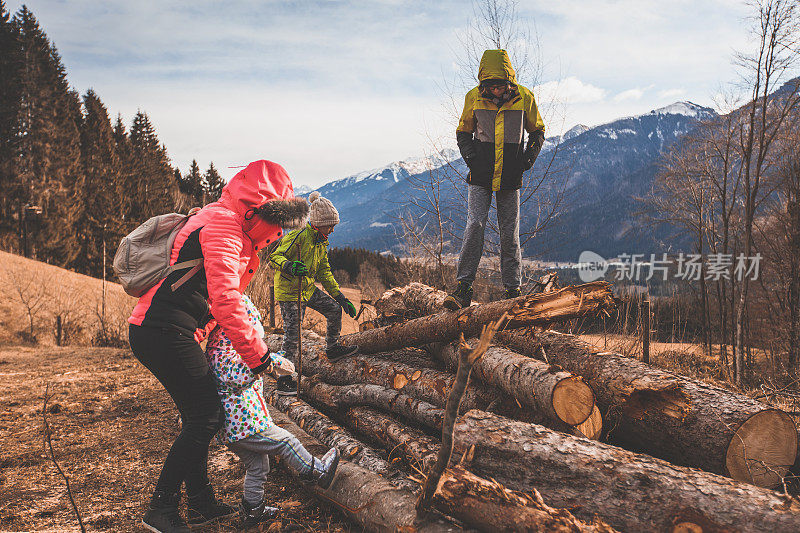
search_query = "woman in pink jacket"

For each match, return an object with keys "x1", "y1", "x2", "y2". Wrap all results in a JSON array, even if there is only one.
[{"x1": 128, "y1": 160, "x2": 308, "y2": 533}]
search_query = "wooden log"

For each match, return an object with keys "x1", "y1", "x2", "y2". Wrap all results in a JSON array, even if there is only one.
[
  {"x1": 432, "y1": 464, "x2": 616, "y2": 533},
  {"x1": 341, "y1": 406, "x2": 441, "y2": 473},
  {"x1": 287, "y1": 336, "x2": 500, "y2": 412},
  {"x1": 300, "y1": 377, "x2": 445, "y2": 431},
  {"x1": 302, "y1": 401, "x2": 611, "y2": 532},
  {"x1": 375, "y1": 282, "x2": 454, "y2": 320},
  {"x1": 438, "y1": 341, "x2": 594, "y2": 426},
  {"x1": 264, "y1": 404, "x2": 464, "y2": 533},
  {"x1": 498, "y1": 329, "x2": 798, "y2": 488},
  {"x1": 573, "y1": 405, "x2": 603, "y2": 440},
  {"x1": 267, "y1": 390, "x2": 402, "y2": 481},
  {"x1": 455, "y1": 410, "x2": 800, "y2": 533},
  {"x1": 340, "y1": 281, "x2": 616, "y2": 355}
]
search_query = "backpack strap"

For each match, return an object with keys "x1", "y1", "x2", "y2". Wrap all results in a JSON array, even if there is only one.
[{"x1": 170, "y1": 259, "x2": 204, "y2": 292}]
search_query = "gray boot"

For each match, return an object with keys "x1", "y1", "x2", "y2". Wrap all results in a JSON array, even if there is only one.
[
  {"x1": 239, "y1": 496, "x2": 279, "y2": 529},
  {"x1": 311, "y1": 448, "x2": 340, "y2": 489}
]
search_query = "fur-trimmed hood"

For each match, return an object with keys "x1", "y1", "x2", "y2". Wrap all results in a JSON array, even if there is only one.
[
  {"x1": 219, "y1": 160, "x2": 307, "y2": 248},
  {"x1": 253, "y1": 197, "x2": 308, "y2": 230}
]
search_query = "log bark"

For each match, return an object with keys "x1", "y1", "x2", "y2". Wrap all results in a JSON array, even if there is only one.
[
  {"x1": 264, "y1": 404, "x2": 464, "y2": 532},
  {"x1": 267, "y1": 390, "x2": 400, "y2": 480},
  {"x1": 454, "y1": 410, "x2": 800, "y2": 533},
  {"x1": 341, "y1": 406, "x2": 441, "y2": 473},
  {"x1": 498, "y1": 329, "x2": 798, "y2": 488},
  {"x1": 286, "y1": 335, "x2": 501, "y2": 412},
  {"x1": 375, "y1": 282, "x2": 454, "y2": 320},
  {"x1": 340, "y1": 281, "x2": 616, "y2": 355},
  {"x1": 432, "y1": 464, "x2": 616, "y2": 533},
  {"x1": 438, "y1": 341, "x2": 595, "y2": 426},
  {"x1": 299, "y1": 377, "x2": 445, "y2": 431}
]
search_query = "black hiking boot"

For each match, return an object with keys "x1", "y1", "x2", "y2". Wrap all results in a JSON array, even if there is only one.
[
  {"x1": 239, "y1": 496, "x2": 279, "y2": 529},
  {"x1": 142, "y1": 491, "x2": 190, "y2": 533},
  {"x1": 443, "y1": 282, "x2": 473, "y2": 310},
  {"x1": 310, "y1": 447, "x2": 340, "y2": 489},
  {"x1": 275, "y1": 375, "x2": 298, "y2": 396},
  {"x1": 503, "y1": 287, "x2": 521, "y2": 299},
  {"x1": 326, "y1": 343, "x2": 359, "y2": 363},
  {"x1": 186, "y1": 483, "x2": 235, "y2": 527}
]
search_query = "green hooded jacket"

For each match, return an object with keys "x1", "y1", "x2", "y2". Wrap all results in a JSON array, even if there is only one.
[{"x1": 269, "y1": 223, "x2": 340, "y2": 302}]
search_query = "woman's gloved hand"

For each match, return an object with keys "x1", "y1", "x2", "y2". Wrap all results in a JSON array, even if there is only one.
[
  {"x1": 334, "y1": 293, "x2": 357, "y2": 318},
  {"x1": 282, "y1": 260, "x2": 308, "y2": 276}
]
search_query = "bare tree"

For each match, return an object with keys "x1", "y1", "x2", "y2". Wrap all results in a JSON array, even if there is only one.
[
  {"x1": 3, "y1": 262, "x2": 47, "y2": 342},
  {"x1": 732, "y1": 0, "x2": 800, "y2": 385}
]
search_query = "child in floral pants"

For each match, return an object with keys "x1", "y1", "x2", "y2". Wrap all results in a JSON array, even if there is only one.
[{"x1": 205, "y1": 295, "x2": 339, "y2": 527}]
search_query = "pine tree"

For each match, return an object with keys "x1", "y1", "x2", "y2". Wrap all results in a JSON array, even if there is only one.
[
  {"x1": 12, "y1": 6, "x2": 82, "y2": 265},
  {"x1": 185, "y1": 159, "x2": 205, "y2": 206},
  {"x1": 128, "y1": 110, "x2": 175, "y2": 222},
  {"x1": 0, "y1": 0, "x2": 21, "y2": 244},
  {"x1": 205, "y1": 162, "x2": 225, "y2": 202},
  {"x1": 79, "y1": 89, "x2": 121, "y2": 276}
]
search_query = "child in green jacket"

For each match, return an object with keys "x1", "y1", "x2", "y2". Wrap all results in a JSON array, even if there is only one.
[{"x1": 269, "y1": 192, "x2": 359, "y2": 395}]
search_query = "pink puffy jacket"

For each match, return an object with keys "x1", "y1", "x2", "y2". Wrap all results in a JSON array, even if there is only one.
[{"x1": 129, "y1": 160, "x2": 304, "y2": 371}]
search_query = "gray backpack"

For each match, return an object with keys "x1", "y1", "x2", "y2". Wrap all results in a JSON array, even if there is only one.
[{"x1": 113, "y1": 213, "x2": 203, "y2": 297}]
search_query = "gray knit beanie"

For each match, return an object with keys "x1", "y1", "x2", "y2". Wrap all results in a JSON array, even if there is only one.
[{"x1": 308, "y1": 191, "x2": 339, "y2": 226}]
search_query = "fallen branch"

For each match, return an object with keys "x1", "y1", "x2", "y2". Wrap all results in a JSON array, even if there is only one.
[
  {"x1": 341, "y1": 282, "x2": 616, "y2": 355},
  {"x1": 432, "y1": 464, "x2": 616, "y2": 533},
  {"x1": 43, "y1": 383, "x2": 86, "y2": 533},
  {"x1": 418, "y1": 317, "x2": 504, "y2": 512}
]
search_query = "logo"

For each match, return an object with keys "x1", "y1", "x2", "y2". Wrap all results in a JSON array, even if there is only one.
[{"x1": 578, "y1": 251, "x2": 608, "y2": 282}]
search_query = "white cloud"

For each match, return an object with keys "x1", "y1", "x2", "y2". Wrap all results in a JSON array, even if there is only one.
[
  {"x1": 658, "y1": 88, "x2": 687, "y2": 99},
  {"x1": 535, "y1": 77, "x2": 606, "y2": 105},
  {"x1": 613, "y1": 88, "x2": 646, "y2": 102}
]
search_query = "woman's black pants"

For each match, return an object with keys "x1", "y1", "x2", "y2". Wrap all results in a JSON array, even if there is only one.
[{"x1": 128, "y1": 324, "x2": 224, "y2": 496}]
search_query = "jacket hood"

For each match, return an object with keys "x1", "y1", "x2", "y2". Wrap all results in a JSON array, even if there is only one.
[
  {"x1": 220, "y1": 160, "x2": 306, "y2": 247},
  {"x1": 478, "y1": 49, "x2": 517, "y2": 84}
]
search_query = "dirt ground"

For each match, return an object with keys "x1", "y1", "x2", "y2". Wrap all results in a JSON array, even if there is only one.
[{"x1": 0, "y1": 344, "x2": 360, "y2": 532}]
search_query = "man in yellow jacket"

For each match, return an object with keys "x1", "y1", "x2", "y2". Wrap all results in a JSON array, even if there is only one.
[
  {"x1": 444, "y1": 49, "x2": 546, "y2": 310},
  {"x1": 270, "y1": 192, "x2": 359, "y2": 395}
]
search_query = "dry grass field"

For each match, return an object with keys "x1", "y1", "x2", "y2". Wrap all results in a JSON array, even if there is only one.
[{"x1": 0, "y1": 251, "x2": 364, "y2": 532}]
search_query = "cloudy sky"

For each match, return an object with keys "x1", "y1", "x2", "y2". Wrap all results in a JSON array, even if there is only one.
[{"x1": 7, "y1": 0, "x2": 753, "y2": 188}]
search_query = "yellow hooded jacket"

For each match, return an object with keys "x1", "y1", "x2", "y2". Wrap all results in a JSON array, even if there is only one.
[{"x1": 456, "y1": 50, "x2": 545, "y2": 191}]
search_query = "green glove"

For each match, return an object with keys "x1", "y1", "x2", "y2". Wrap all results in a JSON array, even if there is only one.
[
  {"x1": 282, "y1": 260, "x2": 308, "y2": 276},
  {"x1": 335, "y1": 293, "x2": 357, "y2": 318}
]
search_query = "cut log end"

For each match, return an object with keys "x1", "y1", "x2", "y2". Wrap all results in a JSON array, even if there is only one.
[
  {"x1": 552, "y1": 376, "x2": 595, "y2": 426},
  {"x1": 573, "y1": 405, "x2": 603, "y2": 441},
  {"x1": 725, "y1": 408, "x2": 798, "y2": 488}
]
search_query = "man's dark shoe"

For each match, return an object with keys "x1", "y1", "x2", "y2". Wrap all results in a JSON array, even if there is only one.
[
  {"x1": 312, "y1": 447, "x2": 340, "y2": 489},
  {"x1": 239, "y1": 496, "x2": 279, "y2": 529},
  {"x1": 503, "y1": 288, "x2": 521, "y2": 299},
  {"x1": 443, "y1": 282, "x2": 473, "y2": 310},
  {"x1": 186, "y1": 483, "x2": 236, "y2": 527},
  {"x1": 142, "y1": 490, "x2": 190, "y2": 533},
  {"x1": 275, "y1": 375, "x2": 298, "y2": 396},
  {"x1": 326, "y1": 343, "x2": 359, "y2": 362}
]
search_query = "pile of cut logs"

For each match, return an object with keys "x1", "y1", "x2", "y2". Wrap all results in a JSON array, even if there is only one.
[{"x1": 264, "y1": 282, "x2": 800, "y2": 532}]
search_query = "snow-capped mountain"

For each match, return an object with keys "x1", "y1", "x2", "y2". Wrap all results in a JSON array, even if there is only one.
[
  {"x1": 311, "y1": 148, "x2": 460, "y2": 212},
  {"x1": 317, "y1": 101, "x2": 718, "y2": 260},
  {"x1": 293, "y1": 184, "x2": 314, "y2": 196}
]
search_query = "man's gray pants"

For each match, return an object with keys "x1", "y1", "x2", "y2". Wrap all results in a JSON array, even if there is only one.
[
  {"x1": 456, "y1": 184, "x2": 521, "y2": 289},
  {"x1": 279, "y1": 288, "x2": 342, "y2": 363}
]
